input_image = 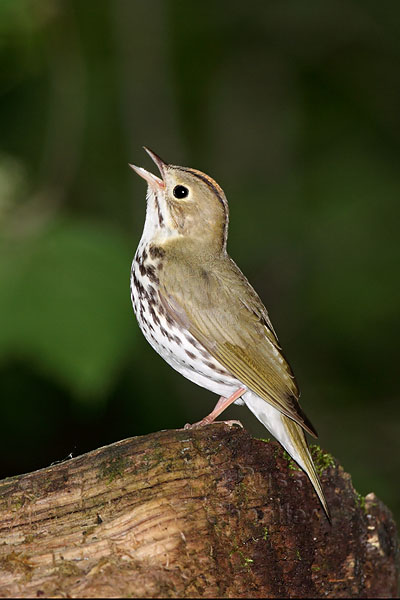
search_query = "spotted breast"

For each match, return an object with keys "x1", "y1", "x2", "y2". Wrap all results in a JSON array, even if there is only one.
[{"x1": 130, "y1": 241, "x2": 241, "y2": 401}]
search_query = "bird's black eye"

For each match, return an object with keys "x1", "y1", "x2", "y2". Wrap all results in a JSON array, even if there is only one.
[{"x1": 173, "y1": 185, "x2": 189, "y2": 199}]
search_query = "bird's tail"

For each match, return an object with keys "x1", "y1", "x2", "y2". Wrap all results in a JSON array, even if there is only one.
[{"x1": 243, "y1": 391, "x2": 330, "y2": 519}]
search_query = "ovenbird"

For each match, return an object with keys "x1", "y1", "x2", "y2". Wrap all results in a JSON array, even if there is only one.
[{"x1": 130, "y1": 148, "x2": 329, "y2": 518}]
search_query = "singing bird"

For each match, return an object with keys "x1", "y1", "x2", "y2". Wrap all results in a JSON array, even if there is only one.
[{"x1": 129, "y1": 148, "x2": 329, "y2": 517}]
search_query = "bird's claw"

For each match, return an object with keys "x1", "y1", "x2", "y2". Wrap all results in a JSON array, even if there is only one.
[{"x1": 184, "y1": 419, "x2": 243, "y2": 430}]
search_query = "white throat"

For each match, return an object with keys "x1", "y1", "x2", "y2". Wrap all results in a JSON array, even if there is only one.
[{"x1": 139, "y1": 187, "x2": 179, "y2": 247}]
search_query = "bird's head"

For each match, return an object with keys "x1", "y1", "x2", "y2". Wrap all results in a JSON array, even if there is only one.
[{"x1": 130, "y1": 148, "x2": 229, "y2": 254}]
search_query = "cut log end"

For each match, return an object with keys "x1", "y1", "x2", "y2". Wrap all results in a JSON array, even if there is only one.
[{"x1": 0, "y1": 424, "x2": 398, "y2": 598}]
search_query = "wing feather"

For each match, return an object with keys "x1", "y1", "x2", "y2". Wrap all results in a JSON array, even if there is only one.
[{"x1": 159, "y1": 254, "x2": 317, "y2": 437}]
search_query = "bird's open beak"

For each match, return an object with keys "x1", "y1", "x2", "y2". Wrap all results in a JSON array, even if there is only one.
[{"x1": 129, "y1": 147, "x2": 166, "y2": 190}]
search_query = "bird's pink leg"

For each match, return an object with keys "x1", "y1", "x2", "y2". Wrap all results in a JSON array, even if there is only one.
[{"x1": 185, "y1": 387, "x2": 246, "y2": 429}]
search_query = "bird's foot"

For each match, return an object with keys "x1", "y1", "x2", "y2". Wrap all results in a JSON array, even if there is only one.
[
  {"x1": 184, "y1": 419, "x2": 243, "y2": 430},
  {"x1": 184, "y1": 388, "x2": 246, "y2": 430},
  {"x1": 218, "y1": 419, "x2": 243, "y2": 428}
]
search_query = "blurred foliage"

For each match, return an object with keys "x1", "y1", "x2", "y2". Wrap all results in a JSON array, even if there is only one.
[
  {"x1": 0, "y1": 0, "x2": 399, "y2": 524},
  {"x1": 0, "y1": 219, "x2": 133, "y2": 398}
]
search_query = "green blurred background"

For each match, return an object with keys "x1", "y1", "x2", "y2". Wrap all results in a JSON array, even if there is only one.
[{"x1": 1, "y1": 0, "x2": 399, "y2": 523}]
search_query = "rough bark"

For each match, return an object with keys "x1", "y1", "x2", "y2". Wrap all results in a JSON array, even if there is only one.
[{"x1": 0, "y1": 424, "x2": 398, "y2": 598}]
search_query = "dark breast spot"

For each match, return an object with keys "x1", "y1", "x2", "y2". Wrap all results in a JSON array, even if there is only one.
[
  {"x1": 185, "y1": 350, "x2": 196, "y2": 360},
  {"x1": 133, "y1": 276, "x2": 145, "y2": 298},
  {"x1": 149, "y1": 245, "x2": 166, "y2": 259},
  {"x1": 146, "y1": 265, "x2": 159, "y2": 284},
  {"x1": 132, "y1": 270, "x2": 146, "y2": 298},
  {"x1": 147, "y1": 285, "x2": 157, "y2": 300},
  {"x1": 215, "y1": 367, "x2": 227, "y2": 375},
  {"x1": 148, "y1": 304, "x2": 160, "y2": 326},
  {"x1": 159, "y1": 325, "x2": 174, "y2": 342},
  {"x1": 155, "y1": 197, "x2": 164, "y2": 227},
  {"x1": 205, "y1": 361, "x2": 217, "y2": 371},
  {"x1": 187, "y1": 336, "x2": 201, "y2": 350}
]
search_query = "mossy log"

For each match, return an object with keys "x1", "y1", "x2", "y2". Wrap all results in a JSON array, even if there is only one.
[{"x1": 0, "y1": 424, "x2": 398, "y2": 598}]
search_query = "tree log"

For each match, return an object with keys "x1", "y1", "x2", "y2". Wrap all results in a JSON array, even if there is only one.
[{"x1": 0, "y1": 424, "x2": 398, "y2": 598}]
